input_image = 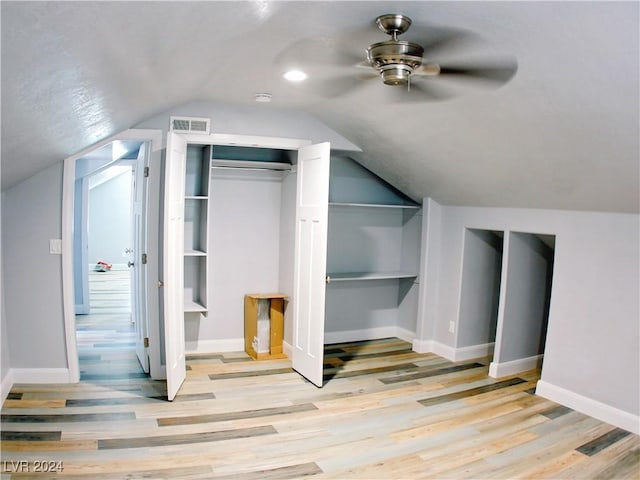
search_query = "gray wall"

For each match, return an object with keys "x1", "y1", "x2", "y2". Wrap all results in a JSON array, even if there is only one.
[
  {"x1": 457, "y1": 229, "x2": 503, "y2": 348},
  {"x1": 2, "y1": 163, "x2": 67, "y2": 369},
  {"x1": 88, "y1": 169, "x2": 133, "y2": 265},
  {"x1": 1, "y1": 191, "x2": 9, "y2": 384},
  {"x1": 497, "y1": 232, "x2": 553, "y2": 362},
  {"x1": 419, "y1": 201, "x2": 639, "y2": 416}
]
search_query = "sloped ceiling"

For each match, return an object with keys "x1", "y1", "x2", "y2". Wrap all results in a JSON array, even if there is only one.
[{"x1": 1, "y1": 1, "x2": 638, "y2": 212}]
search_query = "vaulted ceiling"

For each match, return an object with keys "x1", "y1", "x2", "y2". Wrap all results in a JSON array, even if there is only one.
[{"x1": 2, "y1": 1, "x2": 638, "y2": 212}]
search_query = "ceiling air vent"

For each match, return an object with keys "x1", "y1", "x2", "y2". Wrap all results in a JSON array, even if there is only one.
[{"x1": 170, "y1": 116, "x2": 211, "y2": 135}]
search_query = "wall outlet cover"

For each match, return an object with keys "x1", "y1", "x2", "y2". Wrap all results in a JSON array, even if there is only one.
[
  {"x1": 49, "y1": 238, "x2": 62, "y2": 255},
  {"x1": 449, "y1": 321, "x2": 456, "y2": 333}
]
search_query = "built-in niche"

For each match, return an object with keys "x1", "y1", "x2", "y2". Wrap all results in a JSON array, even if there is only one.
[
  {"x1": 457, "y1": 229, "x2": 504, "y2": 360},
  {"x1": 490, "y1": 232, "x2": 555, "y2": 377}
]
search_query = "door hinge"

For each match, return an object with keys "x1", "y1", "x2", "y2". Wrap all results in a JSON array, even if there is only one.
[
  {"x1": 144, "y1": 166, "x2": 150, "y2": 177},
  {"x1": 158, "y1": 280, "x2": 164, "y2": 288},
  {"x1": 144, "y1": 337, "x2": 150, "y2": 348},
  {"x1": 141, "y1": 253, "x2": 147, "y2": 265}
]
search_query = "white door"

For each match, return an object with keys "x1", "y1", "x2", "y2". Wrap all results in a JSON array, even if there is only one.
[
  {"x1": 163, "y1": 132, "x2": 187, "y2": 400},
  {"x1": 291, "y1": 142, "x2": 331, "y2": 387},
  {"x1": 131, "y1": 143, "x2": 150, "y2": 373}
]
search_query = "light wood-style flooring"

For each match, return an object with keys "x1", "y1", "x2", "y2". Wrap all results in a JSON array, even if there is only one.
[{"x1": 1, "y1": 271, "x2": 638, "y2": 478}]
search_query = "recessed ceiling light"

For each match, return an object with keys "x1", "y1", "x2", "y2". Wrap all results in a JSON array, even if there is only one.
[
  {"x1": 254, "y1": 93, "x2": 272, "y2": 103},
  {"x1": 283, "y1": 70, "x2": 307, "y2": 82}
]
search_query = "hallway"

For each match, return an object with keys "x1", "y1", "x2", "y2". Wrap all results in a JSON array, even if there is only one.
[{"x1": 75, "y1": 269, "x2": 145, "y2": 380}]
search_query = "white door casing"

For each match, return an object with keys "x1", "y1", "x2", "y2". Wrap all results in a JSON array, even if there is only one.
[
  {"x1": 163, "y1": 132, "x2": 187, "y2": 400},
  {"x1": 291, "y1": 142, "x2": 331, "y2": 387}
]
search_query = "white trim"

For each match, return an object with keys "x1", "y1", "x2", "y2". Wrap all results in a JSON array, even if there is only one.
[
  {"x1": 1, "y1": 370, "x2": 14, "y2": 404},
  {"x1": 324, "y1": 326, "x2": 415, "y2": 345},
  {"x1": 63, "y1": 129, "x2": 163, "y2": 385},
  {"x1": 177, "y1": 132, "x2": 311, "y2": 150},
  {"x1": 536, "y1": 380, "x2": 639, "y2": 435},
  {"x1": 453, "y1": 342, "x2": 495, "y2": 362},
  {"x1": 489, "y1": 354, "x2": 543, "y2": 378},
  {"x1": 283, "y1": 340, "x2": 293, "y2": 359},
  {"x1": 10, "y1": 368, "x2": 71, "y2": 384},
  {"x1": 185, "y1": 338, "x2": 244, "y2": 354},
  {"x1": 410, "y1": 340, "x2": 494, "y2": 362}
]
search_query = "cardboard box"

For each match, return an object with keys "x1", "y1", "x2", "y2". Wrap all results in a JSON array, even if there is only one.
[{"x1": 244, "y1": 294, "x2": 288, "y2": 360}]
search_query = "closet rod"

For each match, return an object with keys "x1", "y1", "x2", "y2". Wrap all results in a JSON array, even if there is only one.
[
  {"x1": 211, "y1": 165, "x2": 291, "y2": 172},
  {"x1": 211, "y1": 160, "x2": 291, "y2": 171}
]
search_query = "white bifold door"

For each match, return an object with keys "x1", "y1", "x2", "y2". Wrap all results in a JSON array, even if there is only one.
[
  {"x1": 163, "y1": 132, "x2": 187, "y2": 401},
  {"x1": 291, "y1": 142, "x2": 330, "y2": 387}
]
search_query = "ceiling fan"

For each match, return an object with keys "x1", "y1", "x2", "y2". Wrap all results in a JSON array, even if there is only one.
[{"x1": 276, "y1": 13, "x2": 518, "y2": 100}]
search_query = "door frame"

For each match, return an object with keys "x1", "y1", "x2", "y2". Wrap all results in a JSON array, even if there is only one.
[
  {"x1": 161, "y1": 132, "x2": 311, "y2": 397},
  {"x1": 62, "y1": 129, "x2": 163, "y2": 382}
]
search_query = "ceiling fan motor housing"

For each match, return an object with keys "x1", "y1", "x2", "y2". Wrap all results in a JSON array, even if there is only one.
[{"x1": 366, "y1": 40, "x2": 424, "y2": 85}]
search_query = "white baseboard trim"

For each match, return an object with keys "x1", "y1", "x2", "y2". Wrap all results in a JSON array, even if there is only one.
[
  {"x1": 1, "y1": 370, "x2": 14, "y2": 404},
  {"x1": 10, "y1": 368, "x2": 72, "y2": 384},
  {"x1": 186, "y1": 338, "x2": 244, "y2": 354},
  {"x1": 453, "y1": 343, "x2": 495, "y2": 362},
  {"x1": 536, "y1": 380, "x2": 639, "y2": 435},
  {"x1": 324, "y1": 326, "x2": 415, "y2": 345},
  {"x1": 489, "y1": 354, "x2": 543, "y2": 378},
  {"x1": 411, "y1": 340, "x2": 493, "y2": 362},
  {"x1": 283, "y1": 340, "x2": 293, "y2": 358}
]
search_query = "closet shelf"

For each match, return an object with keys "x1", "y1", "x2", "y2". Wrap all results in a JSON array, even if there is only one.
[
  {"x1": 327, "y1": 271, "x2": 418, "y2": 282},
  {"x1": 184, "y1": 249, "x2": 207, "y2": 257},
  {"x1": 329, "y1": 202, "x2": 420, "y2": 210},
  {"x1": 184, "y1": 300, "x2": 207, "y2": 313}
]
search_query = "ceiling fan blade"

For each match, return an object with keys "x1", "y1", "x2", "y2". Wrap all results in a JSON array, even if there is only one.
[
  {"x1": 438, "y1": 58, "x2": 518, "y2": 84},
  {"x1": 274, "y1": 37, "x2": 363, "y2": 68},
  {"x1": 308, "y1": 73, "x2": 375, "y2": 99},
  {"x1": 405, "y1": 24, "x2": 481, "y2": 59},
  {"x1": 413, "y1": 63, "x2": 441, "y2": 76}
]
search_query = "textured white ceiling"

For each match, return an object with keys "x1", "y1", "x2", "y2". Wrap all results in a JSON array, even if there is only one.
[{"x1": 1, "y1": 1, "x2": 638, "y2": 212}]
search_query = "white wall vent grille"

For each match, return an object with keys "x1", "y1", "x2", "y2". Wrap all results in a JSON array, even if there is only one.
[{"x1": 170, "y1": 116, "x2": 211, "y2": 135}]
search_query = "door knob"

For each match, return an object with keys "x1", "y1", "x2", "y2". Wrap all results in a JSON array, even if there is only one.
[{"x1": 128, "y1": 261, "x2": 135, "y2": 268}]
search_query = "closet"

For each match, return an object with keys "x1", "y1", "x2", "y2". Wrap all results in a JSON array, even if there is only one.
[{"x1": 164, "y1": 133, "x2": 422, "y2": 393}]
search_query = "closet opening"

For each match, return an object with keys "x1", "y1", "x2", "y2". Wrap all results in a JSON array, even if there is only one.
[
  {"x1": 457, "y1": 229, "x2": 504, "y2": 363},
  {"x1": 490, "y1": 232, "x2": 555, "y2": 378}
]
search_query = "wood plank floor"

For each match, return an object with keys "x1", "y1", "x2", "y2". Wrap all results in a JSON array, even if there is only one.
[{"x1": 1, "y1": 273, "x2": 638, "y2": 478}]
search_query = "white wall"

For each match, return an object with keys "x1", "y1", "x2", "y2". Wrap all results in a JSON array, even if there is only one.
[
  {"x1": 417, "y1": 200, "x2": 639, "y2": 430},
  {"x1": 88, "y1": 169, "x2": 133, "y2": 265},
  {"x1": 2, "y1": 163, "x2": 68, "y2": 370}
]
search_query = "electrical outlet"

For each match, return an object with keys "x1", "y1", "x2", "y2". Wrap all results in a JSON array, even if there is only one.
[{"x1": 449, "y1": 321, "x2": 455, "y2": 333}]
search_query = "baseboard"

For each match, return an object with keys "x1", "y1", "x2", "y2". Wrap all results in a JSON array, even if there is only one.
[
  {"x1": 324, "y1": 326, "x2": 415, "y2": 345},
  {"x1": 185, "y1": 338, "x2": 244, "y2": 354},
  {"x1": 411, "y1": 340, "x2": 493, "y2": 362},
  {"x1": 1, "y1": 369, "x2": 14, "y2": 404},
  {"x1": 10, "y1": 368, "x2": 71, "y2": 384},
  {"x1": 489, "y1": 354, "x2": 543, "y2": 378},
  {"x1": 283, "y1": 340, "x2": 293, "y2": 358},
  {"x1": 536, "y1": 380, "x2": 639, "y2": 435}
]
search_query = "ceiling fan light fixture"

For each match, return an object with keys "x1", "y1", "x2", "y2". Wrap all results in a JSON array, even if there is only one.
[
  {"x1": 380, "y1": 65, "x2": 412, "y2": 86},
  {"x1": 283, "y1": 69, "x2": 307, "y2": 82}
]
